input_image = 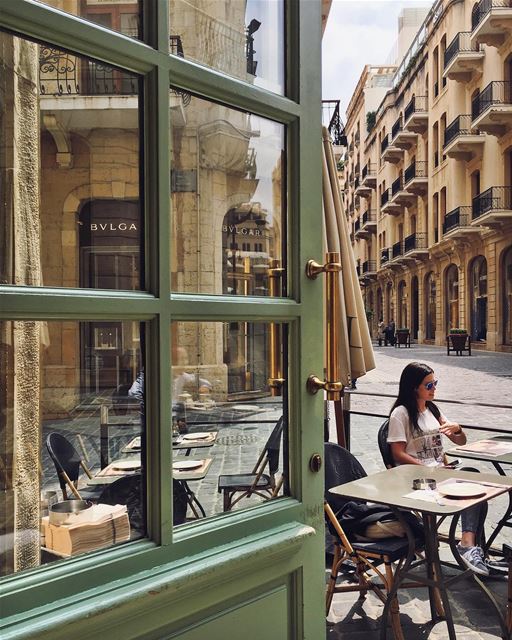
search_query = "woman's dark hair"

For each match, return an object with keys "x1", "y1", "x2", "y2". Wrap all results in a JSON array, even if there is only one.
[{"x1": 390, "y1": 362, "x2": 440, "y2": 434}]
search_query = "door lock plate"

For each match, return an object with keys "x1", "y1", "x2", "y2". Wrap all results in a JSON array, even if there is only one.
[{"x1": 309, "y1": 453, "x2": 322, "y2": 473}]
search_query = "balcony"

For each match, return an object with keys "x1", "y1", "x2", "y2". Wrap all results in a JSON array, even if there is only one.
[
  {"x1": 472, "y1": 186, "x2": 512, "y2": 224},
  {"x1": 444, "y1": 115, "x2": 485, "y2": 159},
  {"x1": 472, "y1": 81, "x2": 512, "y2": 135},
  {"x1": 402, "y1": 232, "x2": 429, "y2": 261},
  {"x1": 443, "y1": 32, "x2": 484, "y2": 81},
  {"x1": 391, "y1": 116, "x2": 417, "y2": 150},
  {"x1": 390, "y1": 240, "x2": 405, "y2": 263},
  {"x1": 380, "y1": 248, "x2": 390, "y2": 267},
  {"x1": 380, "y1": 134, "x2": 403, "y2": 163},
  {"x1": 442, "y1": 206, "x2": 481, "y2": 239},
  {"x1": 380, "y1": 188, "x2": 402, "y2": 216},
  {"x1": 390, "y1": 176, "x2": 415, "y2": 207},
  {"x1": 403, "y1": 96, "x2": 428, "y2": 133},
  {"x1": 359, "y1": 260, "x2": 377, "y2": 280},
  {"x1": 361, "y1": 162, "x2": 377, "y2": 188},
  {"x1": 403, "y1": 161, "x2": 428, "y2": 195},
  {"x1": 354, "y1": 218, "x2": 362, "y2": 237},
  {"x1": 471, "y1": 0, "x2": 512, "y2": 48},
  {"x1": 360, "y1": 209, "x2": 377, "y2": 235}
]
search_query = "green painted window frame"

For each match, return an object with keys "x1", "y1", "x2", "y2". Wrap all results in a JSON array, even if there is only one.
[{"x1": 0, "y1": 0, "x2": 324, "y2": 625}]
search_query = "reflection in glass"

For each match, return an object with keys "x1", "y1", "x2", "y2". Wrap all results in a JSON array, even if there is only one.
[
  {"x1": 170, "y1": 93, "x2": 286, "y2": 296},
  {"x1": 169, "y1": 0, "x2": 284, "y2": 94},
  {"x1": 0, "y1": 31, "x2": 142, "y2": 290},
  {"x1": 33, "y1": 0, "x2": 142, "y2": 39},
  {"x1": 0, "y1": 320, "x2": 145, "y2": 577},
  {"x1": 171, "y1": 321, "x2": 288, "y2": 524}
]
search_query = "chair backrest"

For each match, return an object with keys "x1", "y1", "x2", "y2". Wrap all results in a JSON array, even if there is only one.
[
  {"x1": 377, "y1": 419, "x2": 395, "y2": 469},
  {"x1": 46, "y1": 432, "x2": 82, "y2": 494},
  {"x1": 264, "y1": 416, "x2": 284, "y2": 476},
  {"x1": 324, "y1": 442, "x2": 366, "y2": 514},
  {"x1": 98, "y1": 475, "x2": 187, "y2": 531}
]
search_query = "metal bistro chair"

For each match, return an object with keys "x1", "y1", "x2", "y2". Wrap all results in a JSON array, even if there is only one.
[
  {"x1": 378, "y1": 419, "x2": 395, "y2": 469},
  {"x1": 46, "y1": 432, "x2": 103, "y2": 502},
  {"x1": 324, "y1": 442, "x2": 423, "y2": 639},
  {"x1": 218, "y1": 416, "x2": 284, "y2": 512}
]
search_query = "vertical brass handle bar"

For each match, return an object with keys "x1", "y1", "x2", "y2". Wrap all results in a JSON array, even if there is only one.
[
  {"x1": 268, "y1": 259, "x2": 285, "y2": 396},
  {"x1": 305, "y1": 252, "x2": 343, "y2": 401}
]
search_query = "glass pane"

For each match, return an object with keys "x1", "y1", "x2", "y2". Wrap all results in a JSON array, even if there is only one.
[
  {"x1": 0, "y1": 320, "x2": 145, "y2": 577},
  {"x1": 33, "y1": 1, "x2": 142, "y2": 40},
  {"x1": 171, "y1": 321, "x2": 288, "y2": 524},
  {"x1": 0, "y1": 32, "x2": 143, "y2": 290},
  {"x1": 170, "y1": 93, "x2": 286, "y2": 296},
  {"x1": 169, "y1": 0, "x2": 284, "y2": 94}
]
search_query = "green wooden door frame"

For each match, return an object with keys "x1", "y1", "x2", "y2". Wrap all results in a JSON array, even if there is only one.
[{"x1": 0, "y1": 1, "x2": 325, "y2": 638}]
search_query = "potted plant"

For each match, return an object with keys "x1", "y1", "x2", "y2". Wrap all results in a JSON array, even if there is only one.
[
  {"x1": 395, "y1": 327, "x2": 410, "y2": 347},
  {"x1": 447, "y1": 328, "x2": 469, "y2": 354}
]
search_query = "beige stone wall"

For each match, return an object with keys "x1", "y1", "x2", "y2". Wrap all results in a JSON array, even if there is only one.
[{"x1": 343, "y1": 0, "x2": 512, "y2": 351}]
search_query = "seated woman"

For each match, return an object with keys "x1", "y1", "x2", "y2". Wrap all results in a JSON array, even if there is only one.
[{"x1": 387, "y1": 361, "x2": 491, "y2": 576}]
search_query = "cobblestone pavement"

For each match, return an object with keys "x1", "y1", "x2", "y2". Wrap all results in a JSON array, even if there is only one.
[{"x1": 327, "y1": 344, "x2": 512, "y2": 639}]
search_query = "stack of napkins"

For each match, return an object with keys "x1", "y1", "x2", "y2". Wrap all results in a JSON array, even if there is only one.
[{"x1": 42, "y1": 504, "x2": 130, "y2": 556}]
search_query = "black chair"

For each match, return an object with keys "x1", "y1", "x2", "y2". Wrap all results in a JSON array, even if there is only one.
[
  {"x1": 46, "y1": 432, "x2": 103, "y2": 501},
  {"x1": 97, "y1": 473, "x2": 145, "y2": 536},
  {"x1": 324, "y1": 442, "x2": 422, "y2": 638},
  {"x1": 218, "y1": 416, "x2": 284, "y2": 512},
  {"x1": 377, "y1": 419, "x2": 395, "y2": 469}
]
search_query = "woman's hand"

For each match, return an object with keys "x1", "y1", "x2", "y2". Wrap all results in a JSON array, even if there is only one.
[{"x1": 439, "y1": 422, "x2": 466, "y2": 444}]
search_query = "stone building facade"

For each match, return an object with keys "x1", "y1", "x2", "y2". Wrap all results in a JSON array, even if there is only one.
[{"x1": 343, "y1": 0, "x2": 512, "y2": 352}]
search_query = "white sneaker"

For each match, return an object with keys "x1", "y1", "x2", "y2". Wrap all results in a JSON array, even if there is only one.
[{"x1": 456, "y1": 545, "x2": 489, "y2": 576}]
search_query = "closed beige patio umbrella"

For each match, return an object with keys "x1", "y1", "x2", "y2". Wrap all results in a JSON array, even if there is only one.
[{"x1": 322, "y1": 126, "x2": 375, "y2": 444}]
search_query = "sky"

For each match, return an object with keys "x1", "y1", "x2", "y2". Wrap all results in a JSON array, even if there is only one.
[{"x1": 322, "y1": 0, "x2": 433, "y2": 122}]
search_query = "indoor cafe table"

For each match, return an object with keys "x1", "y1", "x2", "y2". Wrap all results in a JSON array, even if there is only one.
[
  {"x1": 447, "y1": 435, "x2": 512, "y2": 551},
  {"x1": 88, "y1": 456, "x2": 213, "y2": 518},
  {"x1": 329, "y1": 464, "x2": 512, "y2": 640}
]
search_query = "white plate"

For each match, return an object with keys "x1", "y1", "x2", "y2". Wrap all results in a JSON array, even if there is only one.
[
  {"x1": 111, "y1": 460, "x2": 141, "y2": 471},
  {"x1": 173, "y1": 460, "x2": 203, "y2": 471},
  {"x1": 437, "y1": 482, "x2": 486, "y2": 498},
  {"x1": 182, "y1": 432, "x2": 210, "y2": 441}
]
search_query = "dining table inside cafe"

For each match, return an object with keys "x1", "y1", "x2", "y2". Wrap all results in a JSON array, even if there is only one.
[{"x1": 329, "y1": 464, "x2": 512, "y2": 640}]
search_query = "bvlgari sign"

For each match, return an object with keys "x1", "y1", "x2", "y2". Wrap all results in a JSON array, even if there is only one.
[
  {"x1": 222, "y1": 225, "x2": 267, "y2": 238},
  {"x1": 90, "y1": 222, "x2": 138, "y2": 232}
]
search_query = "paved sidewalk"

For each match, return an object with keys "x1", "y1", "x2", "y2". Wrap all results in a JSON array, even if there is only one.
[{"x1": 327, "y1": 345, "x2": 512, "y2": 639}]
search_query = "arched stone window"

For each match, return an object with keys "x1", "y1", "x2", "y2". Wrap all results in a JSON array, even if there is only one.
[
  {"x1": 445, "y1": 264, "x2": 459, "y2": 330},
  {"x1": 425, "y1": 271, "x2": 436, "y2": 340},
  {"x1": 469, "y1": 255, "x2": 487, "y2": 341},
  {"x1": 503, "y1": 246, "x2": 512, "y2": 345}
]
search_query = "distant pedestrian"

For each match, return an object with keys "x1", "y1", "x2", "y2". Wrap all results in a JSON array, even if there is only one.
[
  {"x1": 377, "y1": 318, "x2": 386, "y2": 347},
  {"x1": 386, "y1": 319, "x2": 396, "y2": 346}
]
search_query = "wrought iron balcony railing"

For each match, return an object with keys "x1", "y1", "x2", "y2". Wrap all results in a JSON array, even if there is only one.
[
  {"x1": 472, "y1": 0, "x2": 511, "y2": 31},
  {"x1": 381, "y1": 248, "x2": 390, "y2": 264},
  {"x1": 381, "y1": 134, "x2": 390, "y2": 155},
  {"x1": 404, "y1": 161, "x2": 427, "y2": 184},
  {"x1": 362, "y1": 260, "x2": 376, "y2": 274},
  {"x1": 443, "y1": 206, "x2": 472, "y2": 234},
  {"x1": 444, "y1": 115, "x2": 479, "y2": 147},
  {"x1": 361, "y1": 210, "x2": 376, "y2": 226},
  {"x1": 354, "y1": 177, "x2": 360, "y2": 190},
  {"x1": 472, "y1": 81, "x2": 512, "y2": 120},
  {"x1": 380, "y1": 189, "x2": 391, "y2": 207},
  {"x1": 362, "y1": 162, "x2": 375, "y2": 180},
  {"x1": 472, "y1": 186, "x2": 512, "y2": 219},
  {"x1": 444, "y1": 32, "x2": 480, "y2": 68},
  {"x1": 404, "y1": 232, "x2": 427, "y2": 253},
  {"x1": 391, "y1": 177, "x2": 402, "y2": 197},
  {"x1": 322, "y1": 100, "x2": 347, "y2": 146},
  {"x1": 404, "y1": 95, "x2": 427, "y2": 123},
  {"x1": 392, "y1": 241, "x2": 403, "y2": 259},
  {"x1": 391, "y1": 117, "x2": 402, "y2": 140},
  {"x1": 354, "y1": 218, "x2": 361, "y2": 233}
]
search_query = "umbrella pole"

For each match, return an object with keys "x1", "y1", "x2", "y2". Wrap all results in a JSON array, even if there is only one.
[{"x1": 333, "y1": 392, "x2": 350, "y2": 449}]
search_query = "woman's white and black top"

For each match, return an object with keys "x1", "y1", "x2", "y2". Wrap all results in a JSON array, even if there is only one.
[{"x1": 387, "y1": 405, "x2": 447, "y2": 467}]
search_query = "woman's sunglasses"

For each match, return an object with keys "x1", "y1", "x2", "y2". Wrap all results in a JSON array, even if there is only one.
[{"x1": 423, "y1": 380, "x2": 439, "y2": 391}]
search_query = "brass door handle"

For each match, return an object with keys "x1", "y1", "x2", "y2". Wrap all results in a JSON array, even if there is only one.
[
  {"x1": 268, "y1": 259, "x2": 285, "y2": 396},
  {"x1": 305, "y1": 252, "x2": 342, "y2": 401}
]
